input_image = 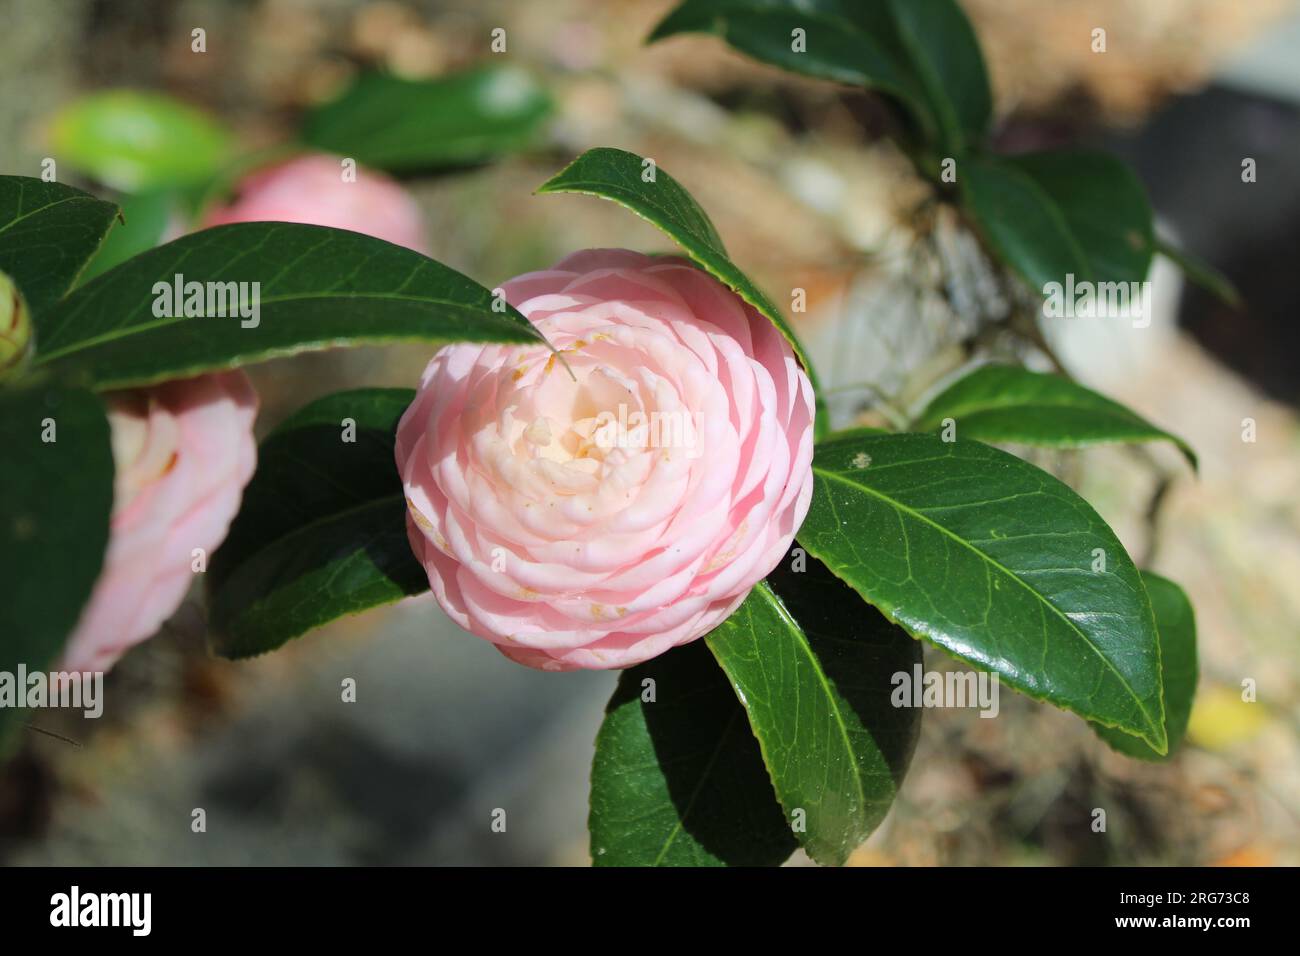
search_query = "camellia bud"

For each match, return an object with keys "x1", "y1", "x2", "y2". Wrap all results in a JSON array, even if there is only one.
[{"x1": 0, "y1": 270, "x2": 32, "y2": 378}]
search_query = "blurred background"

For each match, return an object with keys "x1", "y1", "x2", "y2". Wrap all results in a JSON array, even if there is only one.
[{"x1": 1, "y1": 0, "x2": 1297, "y2": 865}]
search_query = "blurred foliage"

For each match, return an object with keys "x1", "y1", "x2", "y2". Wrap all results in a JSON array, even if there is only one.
[{"x1": 49, "y1": 90, "x2": 234, "y2": 192}]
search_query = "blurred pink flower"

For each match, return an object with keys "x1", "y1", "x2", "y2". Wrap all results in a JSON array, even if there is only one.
[
  {"x1": 201, "y1": 153, "x2": 428, "y2": 253},
  {"x1": 62, "y1": 372, "x2": 258, "y2": 673},
  {"x1": 396, "y1": 249, "x2": 815, "y2": 671}
]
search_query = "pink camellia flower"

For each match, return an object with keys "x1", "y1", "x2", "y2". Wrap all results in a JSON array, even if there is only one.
[
  {"x1": 201, "y1": 153, "x2": 428, "y2": 254},
  {"x1": 61, "y1": 372, "x2": 258, "y2": 674},
  {"x1": 396, "y1": 249, "x2": 815, "y2": 671}
]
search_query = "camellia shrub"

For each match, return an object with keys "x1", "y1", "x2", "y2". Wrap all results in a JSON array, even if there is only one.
[{"x1": 2, "y1": 0, "x2": 1222, "y2": 866}]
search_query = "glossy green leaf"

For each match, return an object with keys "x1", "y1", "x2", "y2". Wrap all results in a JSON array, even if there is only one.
[
  {"x1": 706, "y1": 557, "x2": 922, "y2": 865},
  {"x1": 961, "y1": 155, "x2": 1091, "y2": 292},
  {"x1": 0, "y1": 384, "x2": 113, "y2": 750},
  {"x1": 590, "y1": 640, "x2": 798, "y2": 866},
  {"x1": 648, "y1": 0, "x2": 938, "y2": 144},
  {"x1": 302, "y1": 66, "x2": 553, "y2": 172},
  {"x1": 649, "y1": 0, "x2": 994, "y2": 154},
  {"x1": 49, "y1": 90, "x2": 234, "y2": 192},
  {"x1": 1156, "y1": 237, "x2": 1242, "y2": 308},
  {"x1": 798, "y1": 430, "x2": 1167, "y2": 752},
  {"x1": 208, "y1": 388, "x2": 427, "y2": 659},
  {"x1": 538, "y1": 146, "x2": 821, "y2": 392},
  {"x1": 34, "y1": 221, "x2": 545, "y2": 389},
  {"x1": 914, "y1": 364, "x2": 1196, "y2": 467},
  {"x1": 1093, "y1": 571, "x2": 1197, "y2": 761},
  {"x1": 1005, "y1": 150, "x2": 1154, "y2": 284},
  {"x1": 0, "y1": 177, "x2": 119, "y2": 317},
  {"x1": 884, "y1": 0, "x2": 992, "y2": 153},
  {"x1": 77, "y1": 190, "x2": 173, "y2": 285}
]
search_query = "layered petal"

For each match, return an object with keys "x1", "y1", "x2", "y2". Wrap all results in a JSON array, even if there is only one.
[
  {"x1": 396, "y1": 250, "x2": 815, "y2": 671},
  {"x1": 61, "y1": 371, "x2": 258, "y2": 673}
]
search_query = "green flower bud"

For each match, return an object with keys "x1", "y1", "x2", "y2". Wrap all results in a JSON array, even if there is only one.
[{"x1": 0, "y1": 270, "x2": 32, "y2": 378}]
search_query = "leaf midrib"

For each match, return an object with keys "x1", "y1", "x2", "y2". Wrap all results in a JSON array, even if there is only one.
[
  {"x1": 537, "y1": 149, "x2": 817, "y2": 389},
  {"x1": 966, "y1": 158, "x2": 1095, "y2": 285},
  {"x1": 34, "y1": 291, "x2": 538, "y2": 364},
  {"x1": 0, "y1": 194, "x2": 96, "y2": 238},
  {"x1": 652, "y1": 708, "x2": 743, "y2": 866},
  {"x1": 813, "y1": 465, "x2": 1162, "y2": 741},
  {"x1": 736, "y1": 583, "x2": 867, "y2": 849},
  {"x1": 540, "y1": 180, "x2": 724, "y2": 259},
  {"x1": 540, "y1": 183, "x2": 798, "y2": 363},
  {"x1": 216, "y1": 493, "x2": 419, "y2": 656},
  {"x1": 216, "y1": 492, "x2": 406, "y2": 597},
  {"x1": 888, "y1": 1, "x2": 964, "y2": 153},
  {"x1": 922, "y1": 401, "x2": 1151, "y2": 433}
]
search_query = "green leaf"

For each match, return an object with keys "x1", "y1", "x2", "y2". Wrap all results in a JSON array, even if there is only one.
[
  {"x1": 302, "y1": 67, "x2": 553, "y2": 172},
  {"x1": 961, "y1": 155, "x2": 1091, "y2": 292},
  {"x1": 33, "y1": 221, "x2": 545, "y2": 389},
  {"x1": 648, "y1": 0, "x2": 994, "y2": 154},
  {"x1": 648, "y1": 0, "x2": 939, "y2": 144},
  {"x1": 0, "y1": 177, "x2": 119, "y2": 316},
  {"x1": 537, "y1": 146, "x2": 821, "y2": 393},
  {"x1": 1005, "y1": 150, "x2": 1154, "y2": 284},
  {"x1": 963, "y1": 150, "x2": 1158, "y2": 298},
  {"x1": 798, "y1": 430, "x2": 1167, "y2": 752},
  {"x1": 76, "y1": 190, "x2": 173, "y2": 286},
  {"x1": 208, "y1": 388, "x2": 427, "y2": 659},
  {"x1": 914, "y1": 364, "x2": 1196, "y2": 468},
  {"x1": 1093, "y1": 571, "x2": 1197, "y2": 761},
  {"x1": 706, "y1": 557, "x2": 922, "y2": 865},
  {"x1": 1156, "y1": 237, "x2": 1242, "y2": 308},
  {"x1": 0, "y1": 384, "x2": 113, "y2": 750},
  {"x1": 49, "y1": 90, "x2": 235, "y2": 192},
  {"x1": 884, "y1": 0, "x2": 992, "y2": 153},
  {"x1": 590, "y1": 640, "x2": 798, "y2": 866}
]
